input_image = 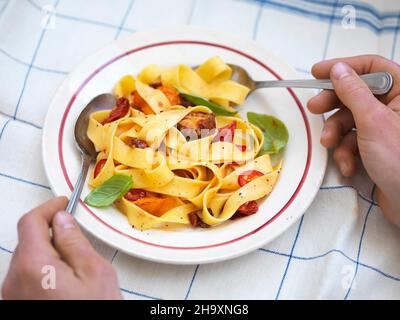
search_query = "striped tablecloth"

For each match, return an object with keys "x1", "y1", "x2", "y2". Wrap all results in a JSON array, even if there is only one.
[{"x1": 0, "y1": 0, "x2": 399, "y2": 299}]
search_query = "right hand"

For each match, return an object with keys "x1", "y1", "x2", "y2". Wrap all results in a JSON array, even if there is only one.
[{"x1": 307, "y1": 55, "x2": 400, "y2": 227}]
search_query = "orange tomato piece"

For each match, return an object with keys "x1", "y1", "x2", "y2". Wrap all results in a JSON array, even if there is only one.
[
  {"x1": 157, "y1": 86, "x2": 181, "y2": 105},
  {"x1": 135, "y1": 197, "x2": 178, "y2": 217},
  {"x1": 132, "y1": 91, "x2": 155, "y2": 115}
]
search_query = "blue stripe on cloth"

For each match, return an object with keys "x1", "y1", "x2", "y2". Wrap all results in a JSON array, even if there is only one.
[
  {"x1": 252, "y1": 1, "x2": 264, "y2": 40},
  {"x1": 321, "y1": 0, "x2": 338, "y2": 59},
  {"x1": 0, "y1": 172, "x2": 51, "y2": 190},
  {"x1": 114, "y1": 0, "x2": 135, "y2": 40},
  {"x1": 275, "y1": 215, "x2": 304, "y2": 299},
  {"x1": 120, "y1": 287, "x2": 161, "y2": 300},
  {"x1": 0, "y1": 0, "x2": 9, "y2": 17},
  {"x1": 110, "y1": 250, "x2": 119, "y2": 264},
  {"x1": 13, "y1": 0, "x2": 61, "y2": 119},
  {"x1": 185, "y1": 264, "x2": 199, "y2": 300},
  {"x1": 246, "y1": 0, "x2": 399, "y2": 33},
  {"x1": 0, "y1": 47, "x2": 68, "y2": 74},
  {"x1": 0, "y1": 111, "x2": 43, "y2": 130},
  {"x1": 306, "y1": 0, "x2": 399, "y2": 19},
  {"x1": 0, "y1": 245, "x2": 13, "y2": 254},
  {"x1": 0, "y1": 119, "x2": 12, "y2": 140},
  {"x1": 258, "y1": 247, "x2": 400, "y2": 282},
  {"x1": 187, "y1": 0, "x2": 198, "y2": 24},
  {"x1": 26, "y1": 0, "x2": 135, "y2": 33},
  {"x1": 344, "y1": 185, "x2": 376, "y2": 300},
  {"x1": 391, "y1": 11, "x2": 400, "y2": 60},
  {"x1": 320, "y1": 185, "x2": 378, "y2": 206}
]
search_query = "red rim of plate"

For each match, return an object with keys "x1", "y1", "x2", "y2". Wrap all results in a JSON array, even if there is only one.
[{"x1": 58, "y1": 40, "x2": 312, "y2": 250}]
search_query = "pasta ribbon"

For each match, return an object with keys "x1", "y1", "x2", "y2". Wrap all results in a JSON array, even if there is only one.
[{"x1": 86, "y1": 57, "x2": 283, "y2": 230}]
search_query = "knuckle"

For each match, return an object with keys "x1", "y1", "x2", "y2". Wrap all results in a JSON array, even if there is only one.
[
  {"x1": 333, "y1": 147, "x2": 345, "y2": 162},
  {"x1": 91, "y1": 260, "x2": 116, "y2": 279},
  {"x1": 16, "y1": 256, "x2": 36, "y2": 276},
  {"x1": 58, "y1": 230, "x2": 87, "y2": 250},
  {"x1": 17, "y1": 212, "x2": 34, "y2": 232},
  {"x1": 340, "y1": 77, "x2": 367, "y2": 96}
]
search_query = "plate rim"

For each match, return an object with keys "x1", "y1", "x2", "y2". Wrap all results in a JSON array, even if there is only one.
[{"x1": 42, "y1": 26, "x2": 327, "y2": 264}]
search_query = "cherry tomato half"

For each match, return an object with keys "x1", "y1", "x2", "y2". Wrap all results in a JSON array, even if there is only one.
[
  {"x1": 102, "y1": 97, "x2": 130, "y2": 124},
  {"x1": 93, "y1": 159, "x2": 107, "y2": 179},
  {"x1": 214, "y1": 121, "x2": 236, "y2": 143},
  {"x1": 236, "y1": 201, "x2": 258, "y2": 215},
  {"x1": 238, "y1": 170, "x2": 264, "y2": 187},
  {"x1": 124, "y1": 188, "x2": 147, "y2": 202}
]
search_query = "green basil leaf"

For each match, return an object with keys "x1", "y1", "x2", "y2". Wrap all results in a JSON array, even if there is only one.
[
  {"x1": 247, "y1": 112, "x2": 289, "y2": 154},
  {"x1": 84, "y1": 174, "x2": 133, "y2": 208},
  {"x1": 179, "y1": 92, "x2": 237, "y2": 116}
]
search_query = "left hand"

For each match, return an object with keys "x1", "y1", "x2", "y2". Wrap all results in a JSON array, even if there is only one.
[{"x1": 1, "y1": 197, "x2": 122, "y2": 300}]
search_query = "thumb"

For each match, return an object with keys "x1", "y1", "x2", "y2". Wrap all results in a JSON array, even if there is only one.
[
  {"x1": 330, "y1": 62, "x2": 383, "y2": 123},
  {"x1": 52, "y1": 211, "x2": 102, "y2": 277}
]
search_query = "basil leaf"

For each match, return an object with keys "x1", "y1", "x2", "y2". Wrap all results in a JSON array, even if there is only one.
[
  {"x1": 179, "y1": 92, "x2": 237, "y2": 116},
  {"x1": 247, "y1": 112, "x2": 289, "y2": 154},
  {"x1": 84, "y1": 174, "x2": 133, "y2": 207}
]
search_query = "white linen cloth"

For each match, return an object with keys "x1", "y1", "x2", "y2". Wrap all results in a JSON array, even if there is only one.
[{"x1": 0, "y1": 0, "x2": 399, "y2": 299}]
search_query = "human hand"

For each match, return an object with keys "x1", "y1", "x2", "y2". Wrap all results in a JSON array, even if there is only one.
[
  {"x1": 1, "y1": 197, "x2": 122, "y2": 299},
  {"x1": 307, "y1": 55, "x2": 400, "y2": 227}
]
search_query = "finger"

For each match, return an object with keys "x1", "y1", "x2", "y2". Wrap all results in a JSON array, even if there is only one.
[
  {"x1": 17, "y1": 196, "x2": 68, "y2": 258},
  {"x1": 307, "y1": 90, "x2": 340, "y2": 114},
  {"x1": 321, "y1": 108, "x2": 355, "y2": 148},
  {"x1": 52, "y1": 211, "x2": 105, "y2": 278},
  {"x1": 333, "y1": 131, "x2": 358, "y2": 177},
  {"x1": 312, "y1": 55, "x2": 400, "y2": 103},
  {"x1": 313, "y1": 55, "x2": 386, "y2": 78},
  {"x1": 329, "y1": 62, "x2": 385, "y2": 124}
]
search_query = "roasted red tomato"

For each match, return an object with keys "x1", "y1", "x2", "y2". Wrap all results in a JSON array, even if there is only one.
[
  {"x1": 124, "y1": 188, "x2": 147, "y2": 202},
  {"x1": 238, "y1": 170, "x2": 264, "y2": 187},
  {"x1": 128, "y1": 137, "x2": 148, "y2": 149},
  {"x1": 93, "y1": 159, "x2": 107, "y2": 179},
  {"x1": 214, "y1": 121, "x2": 236, "y2": 143},
  {"x1": 188, "y1": 211, "x2": 210, "y2": 228},
  {"x1": 177, "y1": 112, "x2": 216, "y2": 138},
  {"x1": 102, "y1": 97, "x2": 130, "y2": 124},
  {"x1": 236, "y1": 201, "x2": 258, "y2": 215}
]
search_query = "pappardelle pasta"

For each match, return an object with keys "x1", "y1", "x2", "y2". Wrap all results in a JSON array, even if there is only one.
[{"x1": 84, "y1": 56, "x2": 288, "y2": 230}]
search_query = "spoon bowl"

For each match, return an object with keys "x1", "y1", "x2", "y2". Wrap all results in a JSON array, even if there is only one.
[{"x1": 66, "y1": 93, "x2": 116, "y2": 214}]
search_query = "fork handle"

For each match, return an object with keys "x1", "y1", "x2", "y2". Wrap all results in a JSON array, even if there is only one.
[{"x1": 254, "y1": 72, "x2": 393, "y2": 95}]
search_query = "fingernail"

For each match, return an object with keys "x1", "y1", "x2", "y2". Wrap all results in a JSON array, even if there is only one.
[
  {"x1": 340, "y1": 160, "x2": 350, "y2": 176},
  {"x1": 321, "y1": 125, "x2": 328, "y2": 137},
  {"x1": 321, "y1": 124, "x2": 330, "y2": 141},
  {"x1": 54, "y1": 211, "x2": 76, "y2": 229},
  {"x1": 331, "y1": 62, "x2": 351, "y2": 80}
]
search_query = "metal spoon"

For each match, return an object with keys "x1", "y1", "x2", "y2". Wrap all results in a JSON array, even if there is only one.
[
  {"x1": 66, "y1": 94, "x2": 116, "y2": 214},
  {"x1": 228, "y1": 64, "x2": 393, "y2": 95}
]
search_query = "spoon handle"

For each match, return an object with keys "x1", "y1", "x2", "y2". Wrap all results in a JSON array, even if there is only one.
[
  {"x1": 66, "y1": 153, "x2": 92, "y2": 214},
  {"x1": 254, "y1": 72, "x2": 393, "y2": 95}
]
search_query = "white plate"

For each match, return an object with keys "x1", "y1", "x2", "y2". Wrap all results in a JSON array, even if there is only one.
[{"x1": 42, "y1": 27, "x2": 327, "y2": 265}]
